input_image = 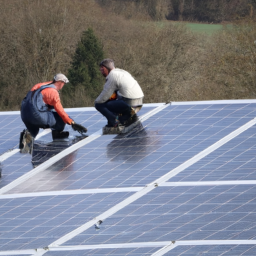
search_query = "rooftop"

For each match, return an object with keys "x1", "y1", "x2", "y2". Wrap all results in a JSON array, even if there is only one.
[{"x1": 0, "y1": 100, "x2": 256, "y2": 256}]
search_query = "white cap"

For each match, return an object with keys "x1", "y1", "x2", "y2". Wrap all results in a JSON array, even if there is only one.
[{"x1": 54, "y1": 73, "x2": 69, "y2": 83}]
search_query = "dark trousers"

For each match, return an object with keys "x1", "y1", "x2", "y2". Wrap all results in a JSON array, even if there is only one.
[
  {"x1": 23, "y1": 112, "x2": 66, "y2": 138},
  {"x1": 95, "y1": 100, "x2": 131, "y2": 126}
]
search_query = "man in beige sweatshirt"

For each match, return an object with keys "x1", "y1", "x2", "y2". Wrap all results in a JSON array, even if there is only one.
[{"x1": 95, "y1": 59, "x2": 144, "y2": 127}]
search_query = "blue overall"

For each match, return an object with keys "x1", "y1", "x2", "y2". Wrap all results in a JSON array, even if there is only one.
[{"x1": 21, "y1": 84, "x2": 66, "y2": 138}]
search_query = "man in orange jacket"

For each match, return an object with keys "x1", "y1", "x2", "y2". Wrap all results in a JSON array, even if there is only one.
[{"x1": 21, "y1": 73, "x2": 74, "y2": 140}]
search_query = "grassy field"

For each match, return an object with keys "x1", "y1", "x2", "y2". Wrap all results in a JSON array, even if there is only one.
[
  {"x1": 185, "y1": 22, "x2": 224, "y2": 34},
  {"x1": 156, "y1": 21, "x2": 229, "y2": 35},
  {"x1": 153, "y1": 21, "x2": 230, "y2": 35}
]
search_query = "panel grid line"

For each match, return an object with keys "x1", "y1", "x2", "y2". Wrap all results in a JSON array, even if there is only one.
[
  {"x1": 0, "y1": 187, "x2": 143, "y2": 199},
  {"x1": 1, "y1": 240, "x2": 256, "y2": 255},
  {"x1": 162, "y1": 180, "x2": 256, "y2": 186},
  {"x1": 152, "y1": 240, "x2": 256, "y2": 256}
]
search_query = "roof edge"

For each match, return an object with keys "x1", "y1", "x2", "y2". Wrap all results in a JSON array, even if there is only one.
[{"x1": 1, "y1": 99, "x2": 256, "y2": 115}]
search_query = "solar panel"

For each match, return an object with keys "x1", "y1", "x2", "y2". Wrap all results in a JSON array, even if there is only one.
[
  {"x1": 0, "y1": 101, "x2": 256, "y2": 256},
  {"x1": 0, "y1": 113, "x2": 25, "y2": 155},
  {"x1": 169, "y1": 125, "x2": 256, "y2": 182}
]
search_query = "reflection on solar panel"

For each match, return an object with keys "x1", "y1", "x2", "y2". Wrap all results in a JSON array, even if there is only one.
[
  {"x1": 31, "y1": 135, "x2": 88, "y2": 167},
  {"x1": 0, "y1": 101, "x2": 256, "y2": 256}
]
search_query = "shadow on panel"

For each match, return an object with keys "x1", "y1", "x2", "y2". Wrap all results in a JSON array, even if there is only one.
[{"x1": 32, "y1": 135, "x2": 87, "y2": 167}]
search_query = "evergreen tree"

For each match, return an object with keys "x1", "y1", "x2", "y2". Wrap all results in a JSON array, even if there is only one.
[{"x1": 67, "y1": 28, "x2": 104, "y2": 99}]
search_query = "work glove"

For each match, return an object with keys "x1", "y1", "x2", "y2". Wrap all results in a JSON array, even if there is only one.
[
  {"x1": 71, "y1": 122, "x2": 88, "y2": 134},
  {"x1": 109, "y1": 91, "x2": 117, "y2": 100}
]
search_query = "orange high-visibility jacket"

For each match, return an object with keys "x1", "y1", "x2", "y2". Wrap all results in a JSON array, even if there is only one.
[{"x1": 31, "y1": 81, "x2": 73, "y2": 124}]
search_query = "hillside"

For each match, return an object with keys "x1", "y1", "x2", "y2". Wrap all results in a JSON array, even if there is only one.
[
  {"x1": 96, "y1": 0, "x2": 256, "y2": 23},
  {"x1": 0, "y1": 0, "x2": 255, "y2": 111}
]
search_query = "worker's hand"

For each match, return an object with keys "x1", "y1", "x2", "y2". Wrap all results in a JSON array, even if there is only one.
[{"x1": 71, "y1": 122, "x2": 88, "y2": 134}]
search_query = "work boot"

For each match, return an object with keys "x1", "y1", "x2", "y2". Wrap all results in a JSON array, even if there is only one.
[
  {"x1": 118, "y1": 107, "x2": 136, "y2": 125},
  {"x1": 19, "y1": 129, "x2": 34, "y2": 154},
  {"x1": 52, "y1": 130, "x2": 69, "y2": 140},
  {"x1": 19, "y1": 129, "x2": 26, "y2": 150},
  {"x1": 123, "y1": 114, "x2": 138, "y2": 127}
]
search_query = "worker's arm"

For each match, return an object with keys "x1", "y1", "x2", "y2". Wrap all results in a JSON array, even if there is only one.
[
  {"x1": 42, "y1": 88, "x2": 73, "y2": 124},
  {"x1": 95, "y1": 75, "x2": 118, "y2": 104},
  {"x1": 54, "y1": 100, "x2": 73, "y2": 124}
]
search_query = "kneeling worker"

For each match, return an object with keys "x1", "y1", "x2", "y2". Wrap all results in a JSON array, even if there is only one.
[
  {"x1": 95, "y1": 59, "x2": 144, "y2": 127},
  {"x1": 21, "y1": 73, "x2": 76, "y2": 141}
]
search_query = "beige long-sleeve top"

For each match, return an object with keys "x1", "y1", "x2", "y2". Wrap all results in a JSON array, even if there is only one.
[{"x1": 95, "y1": 68, "x2": 144, "y2": 104}]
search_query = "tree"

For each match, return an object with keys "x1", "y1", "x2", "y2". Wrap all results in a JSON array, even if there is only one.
[
  {"x1": 0, "y1": 0, "x2": 86, "y2": 110},
  {"x1": 67, "y1": 28, "x2": 105, "y2": 99}
]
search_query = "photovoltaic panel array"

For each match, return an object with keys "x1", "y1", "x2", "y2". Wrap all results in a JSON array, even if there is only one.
[
  {"x1": 0, "y1": 106, "x2": 155, "y2": 188},
  {"x1": 0, "y1": 101, "x2": 256, "y2": 256}
]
